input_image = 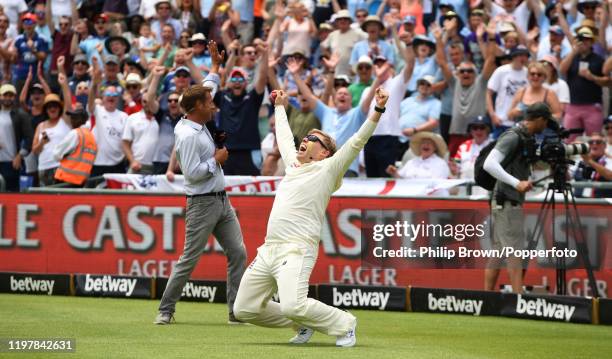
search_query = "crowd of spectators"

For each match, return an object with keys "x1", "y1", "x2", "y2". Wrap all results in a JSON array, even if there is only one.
[{"x1": 0, "y1": 0, "x2": 610, "y2": 197}]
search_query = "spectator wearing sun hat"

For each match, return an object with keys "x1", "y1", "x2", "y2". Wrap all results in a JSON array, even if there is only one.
[
  {"x1": 350, "y1": 15, "x2": 395, "y2": 69},
  {"x1": 321, "y1": 10, "x2": 366, "y2": 77}
]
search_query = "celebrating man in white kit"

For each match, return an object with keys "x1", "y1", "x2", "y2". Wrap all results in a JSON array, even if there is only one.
[{"x1": 232, "y1": 88, "x2": 389, "y2": 347}]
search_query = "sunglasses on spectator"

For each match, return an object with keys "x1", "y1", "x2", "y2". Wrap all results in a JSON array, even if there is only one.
[
  {"x1": 126, "y1": 84, "x2": 140, "y2": 90},
  {"x1": 158, "y1": 5, "x2": 171, "y2": 10},
  {"x1": 357, "y1": 65, "x2": 371, "y2": 71},
  {"x1": 192, "y1": 40, "x2": 206, "y2": 46},
  {"x1": 74, "y1": 61, "x2": 88, "y2": 66},
  {"x1": 356, "y1": 14, "x2": 367, "y2": 18},
  {"x1": 175, "y1": 73, "x2": 190, "y2": 78},
  {"x1": 168, "y1": 98, "x2": 180, "y2": 103},
  {"x1": 104, "y1": 91, "x2": 119, "y2": 97},
  {"x1": 334, "y1": 81, "x2": 349, "y2": 87},
  {"x1": 23, "y1": 19, "x2": 35, "y2": 25},
  {"x1": 588, "y1": 140, "x2": 604, "y2": 145},
  {"x1": 583, "y1": 5, "x2": 596, "y2": 10},
  {"x1": 229, "y1": 77, "x2": 245, "y2": 83},
  {"x1": 458, "y1": 68, "x2": 475, "y2": 74},
  {"x1": 471, "y1": 125, "x2": 487, "y2": 131},
  {"x1": 529, "y1": 72, "x2": 544, "y2": 78},
  {"x1": 305, "y1": 134, "x2": 329, "y2": 151}
]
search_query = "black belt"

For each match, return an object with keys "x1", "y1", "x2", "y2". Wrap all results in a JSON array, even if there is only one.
[{"x1": 186, "y1": 191, "x2": 226, "y2": 198}]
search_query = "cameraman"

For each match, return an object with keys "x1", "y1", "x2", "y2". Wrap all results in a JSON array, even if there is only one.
[
  {"x1": 570, "y1": 133, "x2": 612, "y2": 198},
  {"x1": 482, "y1": 103, "x2": 553, "y2": 293}
]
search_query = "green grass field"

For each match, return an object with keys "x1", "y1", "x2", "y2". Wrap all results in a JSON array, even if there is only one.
[{"x1": 1, "y1": 294, "x2": 611, "y2": 359}]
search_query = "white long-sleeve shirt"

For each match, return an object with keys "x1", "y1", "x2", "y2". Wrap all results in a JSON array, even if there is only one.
[
  {"x1": 265, "y1": 105, "x2": 377, "y2": 246},
  {"x1": 52, "y1": 128, "x2": 78, "y2": 162}
]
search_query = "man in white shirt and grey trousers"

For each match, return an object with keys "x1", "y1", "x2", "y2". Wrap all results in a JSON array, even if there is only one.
[
  {"x1": 232, "y1": 88, "x2": 389, "y2": 347},
  {"x1": 155, "y1": 41, "x2": 247, "y2": 325}
]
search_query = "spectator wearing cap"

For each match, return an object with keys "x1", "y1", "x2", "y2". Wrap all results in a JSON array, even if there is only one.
[
  {"x1": 190, "y1": 33, "x2": 212, "y2": 76},
  {"x1": 45, "y1": 1, "x2": 76, "y2": 80},
  {"x1": 208, "y1": 41, "x2": 268, "y2": 175},
  {"x1": 433, "y1": 39, "x2": 465, "y2": 143},
  {"x1": 155, "y1": 23, "x2": 179, "y2": 68},
  {"x1": 361, "y1": 41, "x2": 416, "y2": 177},
  {"x1": 571, "y1": 0, "x2": 601, "y2": 33},
  {"x1": 508, "y1": 62, "x2": 562, "y2": 124},
  {"x1": 31, "y1": 94, "x2": 71, "y2": 186},
  {"x1": 225, "y1": 41, "x2": 259, "y2": 91},
  {"x1": 312, "y1": 22, "x2": 333, "y2": 69},
  {"x1": 436, "y1": 0, "x2": 468, "y2": 25},
  {"x1": 487, "y1": 45, "x2": 529, "y2": 138},
  {"x1": 0, "y1": 84, "x2": 32, "y2": 192},
  {"x1": 540, "y1": 55, "x2": 571, "y2": 113},
  {"x1": 350, "y1": 15, "x2": 395, "y2": 70},
  {"x1": 483, "y1": 0, "x2": 541, "y2": 34},
  {"x1": 434, "y1": 22, "x2": 497, "y2": 157},
  {"x1": 78, "y1": 13, "x2": 109, "y2": 65},
  {"x1": 536, "y1": 25, "x2": 572, "y2": 61},
  {"x1": 560, "y1": 26, "x2": 606, "y2": 141},
  {"x1": 9, "y1": 13, "x2": 49, "y2": 93},
  {"x1": 0, "y1": 14, "x2": 11, "y2": 82},
  {"x1": 398, "y1": 75, "x2": 441, "y2": 149},
  {"x1": 280, "y1": 2, "x2": 317, "y2": 59},
  {"x1": 570, "y1": 132, "x2": 612, "y2": 198},
  {"x1": 282, "y1": 50, "x2": 324, "y2": 97},
  {"x1": 52, "y1": 108, "x2": 98, "y2": 187},
  {"x1": 348, "y1": 55, "x2": 373, "y2": 107},
  {"x1": 157, "y1": 51, "x2": 207, "y2": 111},
  {"x1": 67, "y1": 53, "x2": 90, "y2": 94},
  {"x1": 407, "y1": 34, "x2": 437, "y2": 95},
  {"x1": 321, "y1": 10, "x2": 366, "y2": 77},
  {"x1": 86, "y1": 60, "x2": 129, "y2": 177},
  {"x1": 33, "y1": 2, "x2": 51, "y2": 46},
  {"x1": 439, "y1": 10, "x2": 465, "y2": 44},
  {"x1": 386, "y1": 132, "x2": 451, "y2": 191},
  {"x1": 98, "y1": 55, "x2": 126, "y2": 107},
  {"x1": 123, "y1": 73, "x2": 145, "y2": 116},
  {"x1": 151, "y1": 0, "x2": 183, "y2": 43},
  {"x1": 452, "y1": 116, "x2": 493, "y2": 181},
  {"x1": 288, "y1": 54, "x2": 390, "y2": 177}
]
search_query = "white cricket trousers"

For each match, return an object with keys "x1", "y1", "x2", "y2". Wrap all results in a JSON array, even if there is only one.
[{"x1": 233, "y1": 242, "x2": 356, "y2": 336}]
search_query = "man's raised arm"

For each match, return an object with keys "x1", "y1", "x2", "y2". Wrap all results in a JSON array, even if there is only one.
[{"x1": 272, "y1": 90, "x2": 297, "y2": 166}]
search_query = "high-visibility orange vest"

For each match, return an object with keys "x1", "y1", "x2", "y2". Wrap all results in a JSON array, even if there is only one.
[{"x1": 54, "y1": 128, "x2": 98, "y2": 185}]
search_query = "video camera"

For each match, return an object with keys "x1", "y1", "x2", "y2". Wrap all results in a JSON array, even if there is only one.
[{"x1": 526, "y1": 122, "x2": 589, "y2": 165}]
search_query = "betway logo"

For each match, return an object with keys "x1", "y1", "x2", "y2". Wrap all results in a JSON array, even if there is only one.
[
  {"x1": 332, "y1": 287, "x2": 389, "y2": 310},
  {"x1": 516, "y1": 294, "x2": 576, "y2": 322},
  {"x1": 428, "y1": 293, "x2": 483, "y2": 316},
  {"x1": 10, "y1": 276, "x2": 55, "y2": 295},
  {"x1": 84, "y1": 275, "x2": 136, "y2": 297},
  {"x1": 181, "y1": 283, "x2": 217, "y2": 302}
]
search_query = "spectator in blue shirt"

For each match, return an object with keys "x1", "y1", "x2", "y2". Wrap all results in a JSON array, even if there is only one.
[
  {"x1": 78, "y1": 13, "x2": 109, "y2": 65},
  {"x1": 399, "y1": 75, "x2": 441, "y2": 147},
  {"x1": 151, "y1": 0, "x2": 183, "y2": 43},
  {"x1": 288, "y1": 56, "x2": 389, "y2": 177},
  {"x1": 11, "y1": 13, "x2": 49, "y2": 94},
  {"x1": 408, "y1": 34, "x2": 437, "y2": 94},
  {"x1": 350, "y1": 15, "x2": 395, "y2": 69}
]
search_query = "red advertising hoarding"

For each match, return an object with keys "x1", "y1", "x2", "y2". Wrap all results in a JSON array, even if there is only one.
[{"x1": 0, "y1": 193, "x2": 610, "y2": 297}]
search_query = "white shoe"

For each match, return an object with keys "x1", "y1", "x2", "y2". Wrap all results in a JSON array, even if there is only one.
[
  {"x1": 335, "y1": 320, "x2": 356, "y2": 347},
  {"x1": 289, "y1": 327, "x2": 314, "y2": 344}
]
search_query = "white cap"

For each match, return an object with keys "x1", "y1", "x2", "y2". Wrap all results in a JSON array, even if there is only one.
[
  {"x1": 126, "y1": 73, "x2": 143, "y2": 85},
  {"x1": 417, "y1": 75, "x2": 436, "y2": 86}
]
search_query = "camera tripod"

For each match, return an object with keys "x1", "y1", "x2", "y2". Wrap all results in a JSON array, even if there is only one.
[{"x1": 526, "y1": 163, "x2": 600, "y2": 297}]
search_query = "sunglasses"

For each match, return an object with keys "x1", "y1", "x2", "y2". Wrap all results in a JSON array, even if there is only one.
[
  {"x1": 305, "y1": 134, "x2": 329, "y2": 151},
  {"x1": 529, "y1": 72, "x2": 544, "y2": 78},
  {"x1": 104, "y1": 92, "x2": 119, "y2": 97},
  {"x1": 23, "y1": 19, "x2": 35, "y2": 25},
  {"x1": 471, "y1": 125, "x2": 487, "y2": 131},
  {"x1": 168, "y1": 98, "x2": 179, "y2": 103},
  {"x1": 126, "y1": 84, "x2": 140, "y2": 90},
  {"x1": 158, "y1": 6, "x2": 171, "y2": 10},
  {"x1": 74, "y1": 61, "x2": 88, "y2": 66},
  {"x1": 357, "y1": 65, "x2": 371, "y2": 71},
  {"x1": 356, "y1": 14, "x2": 367, "y2": 18},
  {"x1": 175, "y1": 73, "x2": 190, "y2": 78},
  {"x1": 459, "y1": 68, "x2": 475, "y2": 74},
  {"x1": 229, "y1": 77, "x2": 245, "y2": 83},
  {"x1": 192, "y1": 41, "x2": 206, "y2": 46},
  {"x1": 588, "y1": 140, "x2": 604, "y2": 145},
  {"x1": 583, "y1": 5, "x2": 596, "y2": 10}
]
